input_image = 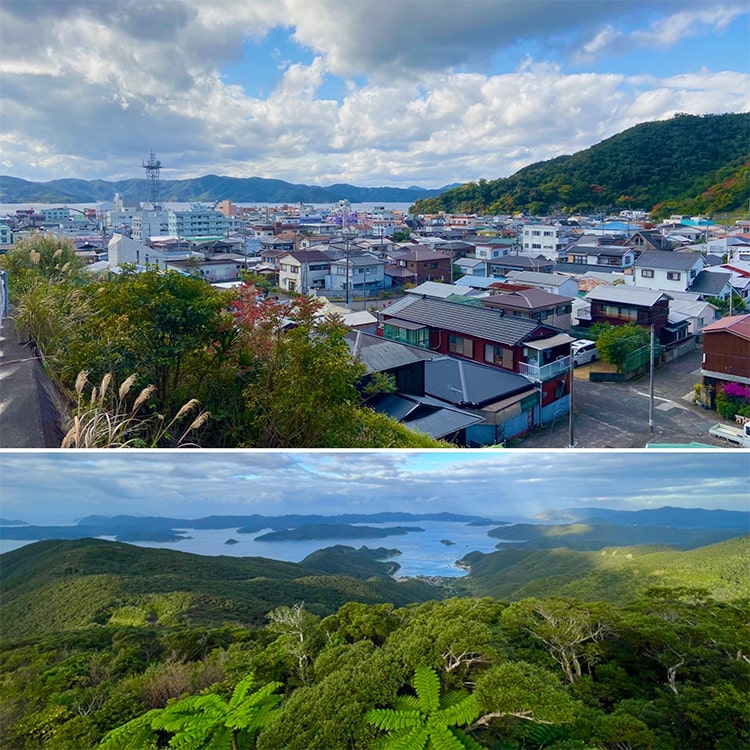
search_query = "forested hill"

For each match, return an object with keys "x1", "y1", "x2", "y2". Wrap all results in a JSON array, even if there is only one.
[
  {"x1": 2, "y1": 537, "x2": 748, "y2": 749},
  {"x1": 0, "y1": 539, "x2": 440, "y2": 639},
  {"x1": 412, "y1": 112, "x2": 750, "y2": 218}
]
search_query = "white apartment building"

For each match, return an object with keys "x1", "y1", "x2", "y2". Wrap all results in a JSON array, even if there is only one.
[
  {"x1": 132, "y1": 209, "x2": 169, "y2": 243},
  {"x1": 167, "y1": 208, "x2": 234, "y2": 238},
  {"x1": 521, "y1": 224, "x2": 572, "y2": 258}
]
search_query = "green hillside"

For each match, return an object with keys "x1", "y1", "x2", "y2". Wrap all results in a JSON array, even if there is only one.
[
  {"x1": 461, "y1": 535, "x2": 750, "y2": 604},
  {"x1": 0, "y1": 539, "x2": 440, "y2": 640},
  {"x1": 1, "y1": 537, "x2": 748, "y2": 750},
  {"x1": 485, "y1": 521, "x2": 743, "y2": 551},
  {"x1": 412, "y1": 112, "x2": 750, "y2": 217}
]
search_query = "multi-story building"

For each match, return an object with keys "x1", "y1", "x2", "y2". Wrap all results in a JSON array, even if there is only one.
[
  {"x1": 167, "y1": 208, "x2": 234, "y2": 239},
  {"x1": 521, "y1": 223, "x2": 572, "y2": 258},
  {"x1": 132, "y1": 209, "x2": 169, "y2": 243}
]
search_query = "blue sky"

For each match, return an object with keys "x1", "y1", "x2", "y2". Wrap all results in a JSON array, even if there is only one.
[
  {"x1": 0, "y1": 1, "x2": 747, "y2": 188},
  {"x1": 1, "y1": 451, "x2": 747, "y2": 525}
]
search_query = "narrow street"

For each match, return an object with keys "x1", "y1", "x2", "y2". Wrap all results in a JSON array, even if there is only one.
[{"x1": 515, "y1": 350, "x2": 739, "y2": 449}]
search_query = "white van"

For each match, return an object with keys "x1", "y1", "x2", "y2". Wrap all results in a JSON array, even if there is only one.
[{"x1": 571, "y1": 339, "x2": 598, "y2": 366}]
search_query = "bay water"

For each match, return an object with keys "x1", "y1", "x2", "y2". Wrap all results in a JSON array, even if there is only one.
[{"x1": 0, "y1": 520, "x2": 512, "y2": 578}]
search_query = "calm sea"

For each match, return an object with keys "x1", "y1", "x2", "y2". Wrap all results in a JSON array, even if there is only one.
[{"x1": 0, "y1": 521, "x2": 512, "y2": 578}]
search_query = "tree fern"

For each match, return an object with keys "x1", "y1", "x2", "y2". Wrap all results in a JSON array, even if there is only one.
[
  {"x1": 101, "y1": 673, "x2": 281, "y2": 750},
  {"x1": 366, "y1": 666, "x2": 481, "y2": 749}
]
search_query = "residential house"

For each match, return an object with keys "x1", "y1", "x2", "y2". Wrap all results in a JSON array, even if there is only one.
[
  {"x1": 505, "y1": 270, "x2": 579, "y2": 299},
  {"x1": 561, "y1": 242, "x2": 636, "y2": 271},
  {"x1": 668, "y1": 297, "x2": 719, "y2": 336},
  {"x1": 326, "y1": 252, "x2": 388, "y2": 297},
  {"x1": 474, "y1": 238, "x2": 515, "y2": 261},
  {"x1": 689, "y1": 270, "x2": 733, "y2": 300},
  {"x1": 345, "y1": 331, "x2": 482, "y2": 444},
  {"x1": 424, "y1": 356, "x2": 541, "y2": 445},
  {"x1": 406, "y1": 281, "x2": 474, "y2": 300},
  {"x1": 584, "y1": 286, "x2": 671, "y2": 338},
  {"x1": 166, "y1": 255, "x2": 245, "y2": 283},
  {"x1": 384, "y1": 245, "x2": 453, "y2": 285},
  {"x1": 487, "y1": 255, "x2": 555, "y2": 275},
  {"x1": 346, "y1": 331, "x2": 541, "y2": 445},
  {"x1": 455, "y1": 257, "x2": 488, "y2": 277},
  {"x1": 277, "y1": 250, "x2": 331, "y2": 292},
  {"x1": 379, "y1": 296, "x2": 571, "y2": 423},
  {"x1": 633, "y1": 251, "x2": 706, "y2": 292},
  {"x1": 108, "y1": 233, "x2": 193, "y2": 269},
  {"x1": 481, "y1": 287, "x2": 574, "y2": 330},
  {"x1": 629, "y1": 229, "x2": 673, "y2": 254},
  {"x1": 701, "y1": 315, "x2": 750, "y2": 403},
  {"x1": 704, "y1": 261, "x2": 750, "y2": 304}
]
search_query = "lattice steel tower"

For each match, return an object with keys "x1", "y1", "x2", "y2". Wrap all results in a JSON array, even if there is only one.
[{"x1": 142, "y1": 150, "x2": 163, "y2": 209}]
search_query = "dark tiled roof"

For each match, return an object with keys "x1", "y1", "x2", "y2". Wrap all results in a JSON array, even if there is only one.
[
  {"x1": 689, "y1": 270, "x2": 731, "y2": 295},
  {"x1": 346, "y1": 331, "x2": 435, "y2": 373},
  {"x1": 425, "y1": 357, "x2": 533, "y2": 407},
  {"x1": 634, "y1": 251, "x2": 705, "y2": 270},
  {"x1": 382, "y1": 297, "x2": 542, "y2": 346},
  {"x1": 371, "y1": 394, "x2": 482, "y2": 438}
]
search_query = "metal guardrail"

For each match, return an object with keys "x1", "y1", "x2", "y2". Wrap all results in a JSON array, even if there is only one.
[
  {"x1": 0, "y1": 270, "x2": 7, "y2": 320},
  {"x1": 518, "y1": 356, "x2": 570, "y2": 381}
]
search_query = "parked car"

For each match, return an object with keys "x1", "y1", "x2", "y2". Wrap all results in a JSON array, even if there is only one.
[{"x1": 571, "y1": 339, "x2": 598, "y2": 366}]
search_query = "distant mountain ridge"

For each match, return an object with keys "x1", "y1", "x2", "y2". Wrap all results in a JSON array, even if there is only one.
[
  {"x1": 0, "y1": 174, "x2": 459, "y2": 205},
  {"x1": 533, "y1": 506, "x2": 750, "y2": 530}
]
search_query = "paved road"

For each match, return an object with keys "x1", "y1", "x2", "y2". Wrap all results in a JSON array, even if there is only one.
[
  {"x1": 0, "y1": 312, "x2": 65, "y2": 448},
  {"x1": 516, "y1": 349, "x2": 741, "y2": 449}
]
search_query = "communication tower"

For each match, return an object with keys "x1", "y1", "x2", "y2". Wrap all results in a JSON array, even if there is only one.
[{"x1": 142, "y1": 150, "x2": 163, "y2": 209}]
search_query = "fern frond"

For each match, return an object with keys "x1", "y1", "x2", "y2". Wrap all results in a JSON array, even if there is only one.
[
  {"x1": 428, "y1": 722, "x2": 471, "y2": 750},
  {"x1": 435, "y1": 695, "x2": 479, "y2": 728},
  {"x1": 413, "y1": 666, "x2": 441, "y2": 713},
  {"x1": 99, "y1": 710, "x2": 162, "y2": 750},
  {"x1": 366, "y1": 707, "x2": 422, "y2": 731},
  {"x1": 387, "y1": 724, "x2": 430, "y2": 750}
]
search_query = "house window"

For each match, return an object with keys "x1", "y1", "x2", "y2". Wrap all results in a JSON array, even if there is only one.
[
  {"x1": 484, "y1": 344, "x2": 513, "y2": 369},
  {"x1": 532, "y1": 243, "x2": 542, "y2": 249},
  {"x1": 641, "y1": 269, "x2": 654, "y2": 278},
  {"x1": 449, "y1": 335, "x2": 474, "y2": 358},
  {"x1": 667, "y1": 271, "x2": 681, "y2": 281}
]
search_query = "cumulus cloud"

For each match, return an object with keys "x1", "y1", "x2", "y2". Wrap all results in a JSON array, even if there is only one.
[
  {"x1": 0, "y1": 0, "x2": 747, "y2": 185},
  {"x1": 1, "y1": 452, "x2": 747, "y2": 524}
]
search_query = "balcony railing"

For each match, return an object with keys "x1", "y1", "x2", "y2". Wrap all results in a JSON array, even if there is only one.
[{"x1": 518, "y1": 356, "x2": 570, "y2": 381}]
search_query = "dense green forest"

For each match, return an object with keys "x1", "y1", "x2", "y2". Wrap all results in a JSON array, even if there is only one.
[
  {"x1": 0, "y1": 235, "x2": 444, "y2": 448},
  {"x1": 1, "y1": 536, "x2": 748, "y2": 749},
  {"x1": 412, "y1": 113, "x2": 750, "y2": 218}
]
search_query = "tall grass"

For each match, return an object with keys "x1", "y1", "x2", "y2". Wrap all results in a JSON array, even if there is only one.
[{"x1": 62, "y1": 371, "x2": 210, "y2": 448}]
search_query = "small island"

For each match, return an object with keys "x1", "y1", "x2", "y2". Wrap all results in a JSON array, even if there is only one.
[
  {"x1": 253, "y1": 524, "x2": 425, "y2": 542},
  {"x1": 224, "y1": 538, "x2": 240, "y2": 545},
  {"x1": 440, "y1": 539, "x2": 455, "y2": 546}
]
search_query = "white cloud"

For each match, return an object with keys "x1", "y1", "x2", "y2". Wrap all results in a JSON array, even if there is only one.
[{"x1": 0, "y1": 0, "x2": 746, "y2": 186}]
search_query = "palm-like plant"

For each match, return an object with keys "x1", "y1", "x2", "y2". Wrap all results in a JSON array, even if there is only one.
[
  {"x1": 100, "y1": 673, "x2": 282, "y2": 750},
  {"x1": 365, "y1": 666, "x2": 482, "y2": 750}
]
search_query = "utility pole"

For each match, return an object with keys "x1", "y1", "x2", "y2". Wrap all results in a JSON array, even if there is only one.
[
  {"x1": 648, "y1": 323, "x2": 655, "y2": 434},
  {"x1": 568, "y1": 346, "x2": 575, "y2": 448}
]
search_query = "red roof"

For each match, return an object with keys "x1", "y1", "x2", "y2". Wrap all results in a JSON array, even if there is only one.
[{"x1": 702, "y1": 314, "x2": 750, "y2": 341}]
